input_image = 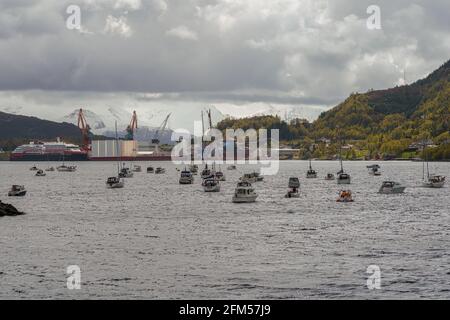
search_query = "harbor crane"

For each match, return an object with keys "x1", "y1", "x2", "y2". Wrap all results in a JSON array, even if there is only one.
[
  {"x1": 77, "y1": 108, "x2": 91, "y2": 151},
  {"x1": 152, "y1": 113, "x2": 171, "y2": 145},
  {"x1": 125, "y1": 110, "x2": 138, "y2": 140}
]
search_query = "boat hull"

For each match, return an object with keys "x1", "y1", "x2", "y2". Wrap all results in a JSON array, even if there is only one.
[
  {"x1": 8, "y1": 191, "x2": 27, "y2": 197},
  {"x1": 232, "y1": 195, "x2": 257, "y2": 203},
  {"x1": 422, "y1": 181, "x2": 445, "y2": 188},
  {"x1": 10, "y1": 153, "x2": 88, "y2": 161},
  {"x1": 89, "y1": 155, "x2": 172, "y2": 161},
  {"x1": 379, "y1": 187, "x2": 406, "y2": 194}
]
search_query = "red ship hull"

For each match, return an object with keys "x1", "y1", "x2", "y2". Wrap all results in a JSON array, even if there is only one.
[{"x1": 88, "y1": 156, "x2": 173, "y2": 161}]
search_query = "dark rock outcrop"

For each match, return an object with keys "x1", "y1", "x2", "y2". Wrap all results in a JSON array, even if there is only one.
[{"x1": 0, "y1": 201, "x2": 25, "y2": 217}]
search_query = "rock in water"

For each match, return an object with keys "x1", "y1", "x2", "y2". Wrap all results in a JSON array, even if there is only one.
[{"x1": 0, "y1": 201, "x2": 25, "y2": 217}]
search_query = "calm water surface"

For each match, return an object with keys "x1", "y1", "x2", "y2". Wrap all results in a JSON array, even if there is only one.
[{"x1": 0, "y1": 161, "x2": 449, "y2": 299}]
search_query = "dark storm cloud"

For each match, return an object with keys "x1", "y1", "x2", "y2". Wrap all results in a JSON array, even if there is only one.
[{"x1": 0, "y1": 0, "x2": 448, "y2": 106}]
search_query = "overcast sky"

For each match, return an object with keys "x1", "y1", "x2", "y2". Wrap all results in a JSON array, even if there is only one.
[{"x1": 0, "y1": 0, "x2": 449, "y2": 122}]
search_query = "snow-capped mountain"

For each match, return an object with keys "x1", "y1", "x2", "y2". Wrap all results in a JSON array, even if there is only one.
[
  {"x1": 61, "y1": 109, "x2": 106, "y2": 131},
  {"x1": 59, "y1": 105, "x2": 226, "y2": 136}
]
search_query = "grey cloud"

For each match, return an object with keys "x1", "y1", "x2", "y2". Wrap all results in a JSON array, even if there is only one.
[{"x1": 0, "y1": 0, "x2": 448, "y2": 113}]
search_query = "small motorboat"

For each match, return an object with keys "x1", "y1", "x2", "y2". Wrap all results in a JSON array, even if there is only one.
[
  {"x1": 203, "y1": 177, "x2": 220, "y2": 192},
  {"x1": 325, "y1": 173, "x2": 335, "y2": 180},
  {"x1": 45, "y1": 167, "x2": 55, "y2": 172},
  {"x1": 337, "y1": 171, "x2": 351, "y2": 185},
  {"x1": 379, "y1": 181, "x2": 406, "y2": 194},
  {"x1": 29, "y1": 165, "x2": 39, "y2": 171},
  {"x1": 189, "y1": 163, "x2": 198, "y2": 175},
  {"x1": 337, "y1": 190, "x2": 354, "y2": 202},
  {"x1": 252, "y1": 171, "x2": 264, "y2": 182},
  {"x1": 240, "y1": 173, "x2": 257, "y2": 183},
  {"x1": 155, "y1": 167, "x2": 166, "y2": 174},
  {"x1": 119, "y1": 167, "x2": 134, "y2": 178},
  {"x1": 285, "y1": 187, "x2": 300, "y2": 198},
  {"x1": 288, "y1": 177, "x2": 300, "y2": 188},
  {"x1": 106, "y1": 176, "x2": 124, "y2": 189},
  {"x1": 132, "y1": 165, "x2": 142, "y2": 172},
  {"x1": 285, "y1": 177, "x2": 300, "y2": 198},
  {"x1": 422, "y1": 175, "x2": 446, "y2": 188},
  {"x1": 179, "y1": 169, "x2": 194, "y2": 184},
  {"x1": 215, "y1": 170, "x2": 226, "y2": 181},
  {"x1": 232, "y1": 181, "x2": 257, "y2": 203},
  {"x1": 147, "y1": 166, "x2": 154, "y2": 173},
  {"x1": 35, "y1": 169, "x2": 46, "y2": 177},
  {"x1": 201, "y1": 165, "x2": 211, "y2": 179},
  {"x1": 368, "y1": 164, "x2": 381, "y2": 176},
  {"x1": 227, "y1": 165, "x2": 237, "y2": 170},
  {"x1": 57, "y1": 165, "x2": 77, "y2": 172},
  {"x1": 8, "y1": 185, "x2": 27, "y2": 197}
]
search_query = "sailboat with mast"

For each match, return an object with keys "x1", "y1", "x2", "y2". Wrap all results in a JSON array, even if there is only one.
[
  {"x1": 57, "y1": 150, "x2": 77, "y2": 172},
  {"x1": 337, "y1": 139, "x2": 351, "y2": 184},
  {"x1": 106, "y1": 121, "x2": 125, "y2": 189},
  {"x1": 306, "y1": 158, "x2": 317, "y2": 178},
  {"x1": 421, "y1": 144, "x2": 446, "y2": 188}
]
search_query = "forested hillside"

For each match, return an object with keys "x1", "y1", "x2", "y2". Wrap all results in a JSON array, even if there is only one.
[{"x1": 217, "y1": 60, "x2": 450, "y2": 160}]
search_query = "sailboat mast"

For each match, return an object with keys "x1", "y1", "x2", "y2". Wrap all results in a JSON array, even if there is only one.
[
  {"x1": 115, "y1": 121, "x2": 120, "y2": 175},
  {"x1": 201, "y1": 110, "x2": 205, "y2": 161}
]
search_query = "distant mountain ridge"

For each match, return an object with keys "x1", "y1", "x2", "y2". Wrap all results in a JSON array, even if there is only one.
[{"x1": 0, "y1": 111, "x2": 81, "y2": 141}]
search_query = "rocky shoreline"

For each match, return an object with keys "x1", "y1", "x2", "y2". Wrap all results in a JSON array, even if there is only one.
[{"x1": 0, "y1": 201, "x2": 25, "y2": 217}]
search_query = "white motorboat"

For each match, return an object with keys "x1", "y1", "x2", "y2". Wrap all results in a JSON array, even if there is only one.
[
  {"x1": 232, "y1": 181, "x2": 258, "y2": 203},
  {"x1": 147, "y1": 166, "x2": 154, "y2": 173},
  {"x1": 379, "y1": 181, "x2": 406, "y2": 194},
  {"x1": 29, "y1": 165, "x2": 39, "y2": 171},
  {"x1": 155, "y1": 167, "x2": 166, "y2": 174},
  {"x1": 368, "y1": 164, "x2": 381, "y2": 176},
  {"x1": 106, "y1": 176, "x2": 124, "y2": 189},
  {"x1": 337, "y1": 190, "x2": 354, "y2": 202},
  {"x1": 119, "y1": 167, "x2": 134, "y2": 178},
  {"x1": 306, "y1": 159, "x2": 317, "y2": 178},
  {"x1": 179, "y1": 169, "x2": 194, "y2": 184},
  {"x1": 203, "y1": 177, "x2": 220, "y2": 192},
  {"x1": 132, "y1": 165, "x2": 142, "y2": 172},
  {"x1": 8, "y1": 185, "x2": 27, "y2": 197},
  {"x1": 227, "y1": 165, "x2": 237, "y2": 170},
  {"x1": 57, "y1": 165, "x2": 77, "y2": 172},
  {"x1": 35, "y1": 169, "x2": 46, "y2": 177},
  {"x1": 325, "y1": 173, "x2": 335, "y2": 180},
  {"x1": 45, "y1": 167, "x2": 55, "y2": 172}
]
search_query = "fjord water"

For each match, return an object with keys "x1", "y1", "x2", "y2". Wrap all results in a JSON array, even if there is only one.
[{"x1": 0, "y1": 161, "x2": 449, "y2": 299}]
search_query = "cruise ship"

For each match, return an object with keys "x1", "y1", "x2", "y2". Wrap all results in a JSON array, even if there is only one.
[{"x1": 10, "y1": 139, "x2": 88, "y2": 161}]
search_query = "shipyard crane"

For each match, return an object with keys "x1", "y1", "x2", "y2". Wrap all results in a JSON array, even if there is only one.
[
  {"x1": 152, "y1": 113, "x2": 171, "y2": 145},
  {"x1": 125, "y1": 110, "x2": 138, "y2": 140},
  {"x1": 77, "y1": 108, "x2": 91, "y2": 151}
]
